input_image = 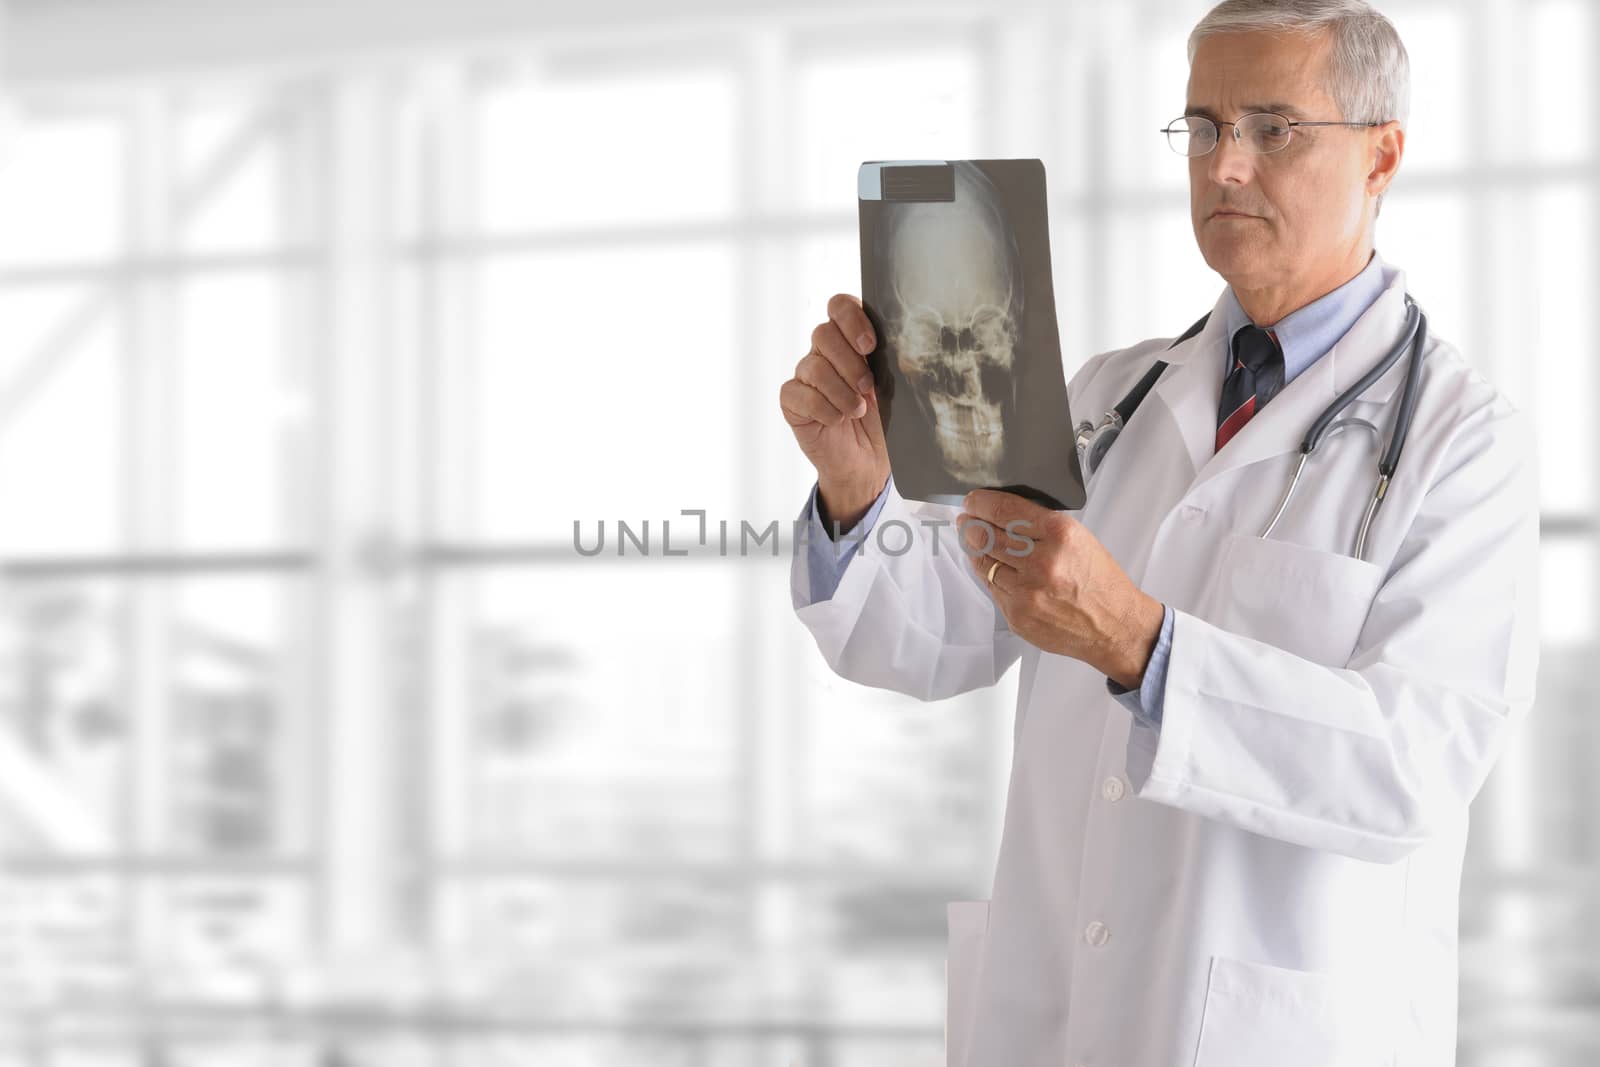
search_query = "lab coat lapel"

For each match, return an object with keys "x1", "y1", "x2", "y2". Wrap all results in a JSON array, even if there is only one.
[
  {"x1": 1152, "y1": 266, "x2": 1416, "y2": 494},
  {"x1": 1143, "y1": 287, "x2": 1229, "y2": 481}
]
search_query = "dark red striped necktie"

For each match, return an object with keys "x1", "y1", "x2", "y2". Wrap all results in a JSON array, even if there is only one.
[{"x1": 1215, "y1": 324, "x2": 1285, "y2": 452}]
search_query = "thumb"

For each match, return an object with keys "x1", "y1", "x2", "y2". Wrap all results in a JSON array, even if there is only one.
[{"x1": 861, "y1": 382, "x2": 888, "y2": 452}]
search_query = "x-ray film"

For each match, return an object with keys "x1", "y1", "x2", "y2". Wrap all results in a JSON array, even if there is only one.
[{"x1": 858, "y1": 159, "x2": 1085, "y2": 510}]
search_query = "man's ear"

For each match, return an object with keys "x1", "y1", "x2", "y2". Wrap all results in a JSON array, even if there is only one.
[{"x1": 1366, "y1": 120, "x2": 1405, "y2": 200}]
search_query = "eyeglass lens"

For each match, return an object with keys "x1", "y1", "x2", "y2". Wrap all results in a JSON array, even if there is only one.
[{"x1": 1166, "y1": 114, "x2": 1294, "y2": 156}]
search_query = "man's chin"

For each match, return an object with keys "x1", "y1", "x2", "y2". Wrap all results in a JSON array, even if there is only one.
[{"x1": 1198, "y1": 233, "x2": 1273, "y2": 277}]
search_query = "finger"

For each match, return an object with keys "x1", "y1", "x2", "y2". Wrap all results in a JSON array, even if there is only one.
[
  {"x1": 858, "y1": 383, "x2": 887, "y2": 450},
  {"x1": 957, "y1": 502, "x2": 1038, "y2": 557},
  {"x1": 798, "y1": 348, "x2": 868, "y2": 419},
  {"x1": 779, "y1": 377, "x2": 847, "y2": 428},
  {"x1": 972, "y1": 551, "x2": 1017, "y2": 594},
  {"x1": 955, "y1": 511, "x2": 1005, "y2": 557},
  {"x1": 963, "y1": 488, "x2": 1049, "y2": 536},
  {"x1": 960, "y1": 514, "x2": 1044, "y2": 589},
  {"x1": 827, "y1": 293, "x2": 877, "y2": 359},
  {"x1": 811, "y1": 319, "x2": 875, "y2": 397}
]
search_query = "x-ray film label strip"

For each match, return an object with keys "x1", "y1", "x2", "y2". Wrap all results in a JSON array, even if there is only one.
[{"x1": 858, "y1": 160, "x2": 954, "y2": 202}]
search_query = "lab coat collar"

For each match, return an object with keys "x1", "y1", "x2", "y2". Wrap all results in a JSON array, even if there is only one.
[{"x1": 1151, "y1": 257, "x2": 1416, "y2": 489}]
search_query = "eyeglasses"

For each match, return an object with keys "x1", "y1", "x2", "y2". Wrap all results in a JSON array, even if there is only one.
[{"x1": 1161, "y1": 112, "x2": 1384, "y2": 157}]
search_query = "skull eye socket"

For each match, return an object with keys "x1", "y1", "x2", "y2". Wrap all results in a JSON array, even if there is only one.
[{"x1": 933, "y1": 323, "x2": 988, "y2": 358}]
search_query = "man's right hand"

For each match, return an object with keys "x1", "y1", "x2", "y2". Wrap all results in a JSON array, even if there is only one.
[{"x1": 778, "y1": 293, "x2": 891, "y2": 531}]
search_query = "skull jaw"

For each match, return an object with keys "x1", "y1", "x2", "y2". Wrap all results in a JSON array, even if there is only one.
[{"x1": 926, "y1": 392, "x2": 1007, "y2": 484}]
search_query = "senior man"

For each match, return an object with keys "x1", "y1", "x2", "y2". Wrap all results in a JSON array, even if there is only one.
[{"x1": 777, "y1": 1, "x2": 1539, "y2": 1065}]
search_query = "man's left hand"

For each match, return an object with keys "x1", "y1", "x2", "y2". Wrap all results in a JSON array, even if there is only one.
[{"x1": 958, "y1": 488, "x2": 1165, "y2": 690}]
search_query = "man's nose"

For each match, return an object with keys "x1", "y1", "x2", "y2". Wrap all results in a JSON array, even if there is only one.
[{"x1": 1206, "y1": 128, "x2": 1254, "y2": 185}]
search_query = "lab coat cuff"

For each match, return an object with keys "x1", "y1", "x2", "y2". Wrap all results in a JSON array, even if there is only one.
[{"x1": 792, "y1": 480, "x2": 914, "y2": 659}]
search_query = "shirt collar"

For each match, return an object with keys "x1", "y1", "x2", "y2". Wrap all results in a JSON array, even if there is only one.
[{"x1": 1219, "y1": 250, "x2": 1392, "y2": 384}]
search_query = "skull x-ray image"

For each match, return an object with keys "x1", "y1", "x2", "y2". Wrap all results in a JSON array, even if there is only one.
[{"x1": 859, "y1": 159, "x2": 1085, "y2": 510}]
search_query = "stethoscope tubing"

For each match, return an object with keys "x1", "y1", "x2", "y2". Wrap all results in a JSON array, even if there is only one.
[
  {"x1": 1262, "y1": 298, "x2": 1426, "y2": 560},
  {"x1": 1079, "y1": 296, "x2": 1429, "y2": 563}
]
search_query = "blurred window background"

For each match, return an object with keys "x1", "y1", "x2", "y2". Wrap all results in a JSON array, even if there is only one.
[{"x1": 0, "y1": 0, "x2": 1594, "y2": 1064}]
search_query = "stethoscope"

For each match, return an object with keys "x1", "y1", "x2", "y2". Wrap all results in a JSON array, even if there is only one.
[{"x1": 1073, "y1": 294, "x2": 1428, "y2": 563}]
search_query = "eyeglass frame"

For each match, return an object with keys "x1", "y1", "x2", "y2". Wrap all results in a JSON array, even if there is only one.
[{"x1": 1160, "y1": 112, "x2": 1386, "y2": 156}]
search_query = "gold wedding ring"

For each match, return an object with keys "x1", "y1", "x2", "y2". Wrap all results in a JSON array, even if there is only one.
[{"x1": 987, "y1": 559, "x2": 1001, "y2": 585}]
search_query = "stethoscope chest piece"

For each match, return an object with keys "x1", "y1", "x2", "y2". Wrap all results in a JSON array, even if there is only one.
[{"x1": 1075, "y1": 411, "x2": 1124, "y2": 478}]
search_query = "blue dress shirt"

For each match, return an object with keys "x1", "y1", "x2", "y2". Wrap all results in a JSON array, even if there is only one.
[{"x1": 793, "y1": 249, "x2": 1395, "y2": 732}]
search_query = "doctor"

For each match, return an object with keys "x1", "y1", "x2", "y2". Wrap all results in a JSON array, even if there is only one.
[{"x1": 777, "y1": 1, "x2": 1539, "y2": 1065}]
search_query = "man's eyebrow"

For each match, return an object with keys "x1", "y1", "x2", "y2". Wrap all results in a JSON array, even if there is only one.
[{"x1": 1184, "y1": 102, "x2": 1310, "y2": 120}]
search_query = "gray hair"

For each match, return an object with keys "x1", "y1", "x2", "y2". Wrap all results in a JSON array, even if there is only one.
[{"x1": 1188, "y1": 0, "x2": 1411, "y2": 129}]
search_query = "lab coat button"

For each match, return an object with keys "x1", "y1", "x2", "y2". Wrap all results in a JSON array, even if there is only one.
[
  {"x1": 1084, "y1": 920, "x2": 1109, "y2": 946},
  {"x1": 1101, "y1": 775, "x2": 1125, "y2": 801},
  {"x1": 1180, "y1": 504, "x2": 1204, "y2": 522}
]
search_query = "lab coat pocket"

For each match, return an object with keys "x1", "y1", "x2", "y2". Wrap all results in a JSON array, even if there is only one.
[
  {"x1": 945, "y1": 900, "x2": 989, "y2": 1067},
  {"x1": 1213, "y1": 532, "x2": 1385, "y2": 668},
  {"x1": 1193, "y1": 954, "x2": 1394, "y2": 1067}
]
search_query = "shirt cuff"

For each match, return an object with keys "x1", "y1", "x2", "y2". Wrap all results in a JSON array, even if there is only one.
[
  {"x1": 800, "y1": 473, "x2": 894, "y2": 604},
  {"x1": 1104, "y1": 603, "x2": 1174, "y2": 729}
]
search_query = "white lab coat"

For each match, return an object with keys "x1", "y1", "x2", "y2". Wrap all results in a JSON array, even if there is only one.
[{"x1": 789, "y1": 264, "x2": 1539, "y2": 1067}]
